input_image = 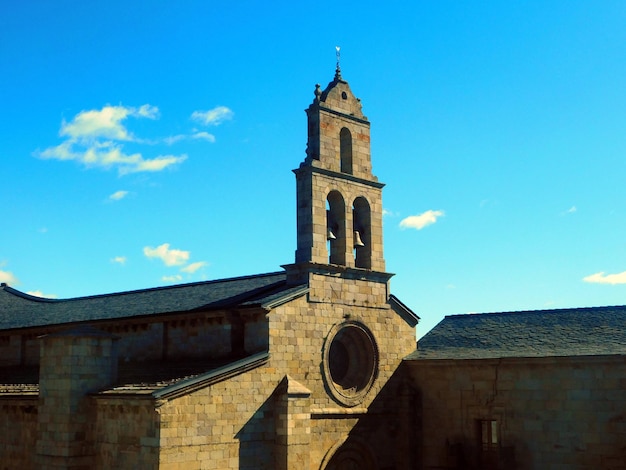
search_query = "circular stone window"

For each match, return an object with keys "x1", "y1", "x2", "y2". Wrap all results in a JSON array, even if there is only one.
[{"x1": 322, "y1": 321, "x2": 379, "y2": 407}]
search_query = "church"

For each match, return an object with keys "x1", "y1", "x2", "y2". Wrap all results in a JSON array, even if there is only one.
[{"x1": 0, "y1": 65, "x2": 625, "y2": 470}]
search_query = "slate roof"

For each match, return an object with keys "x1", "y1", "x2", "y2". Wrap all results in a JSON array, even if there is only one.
[
  {"x1": 407, "y1": 305, "x2": 626, "y2": 360},
  {"x1": 0, "y1": 272, "x2": 308, "y2": 332}
]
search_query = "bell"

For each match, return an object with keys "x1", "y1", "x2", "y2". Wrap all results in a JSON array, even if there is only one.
[
  {"x1": 353, "y1": 230, "x2": 365, "y2": 247},
  {"x1": 327, "y1": 229, "x2": 336, "y2": 240}
]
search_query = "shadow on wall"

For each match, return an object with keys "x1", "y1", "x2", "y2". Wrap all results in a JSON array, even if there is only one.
[
  {"x1": 320, "y1": 364, "x2": 421, "y2": 470},
  {"x1": 235, "y1": 392, "x2": 275, "y2": 470}
]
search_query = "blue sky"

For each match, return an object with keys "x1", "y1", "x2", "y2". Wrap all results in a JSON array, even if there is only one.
[{"x1": 2, "y1": 1, "x2": 626, "y2": 338}]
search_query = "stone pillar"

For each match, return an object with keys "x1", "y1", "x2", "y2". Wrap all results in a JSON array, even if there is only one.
[
  {"x1": 274, "y1": 375, "x2": 311, "y2": 470},
  {"x1": 36, "y1": 326, "x2": 118, "y2": 469}
]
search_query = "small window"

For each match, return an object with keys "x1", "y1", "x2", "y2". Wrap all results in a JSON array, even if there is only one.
[
  {"x1": 480, "y1": 420, "x2": 498, "y2": 449},
  {"x1": 478, "y1": 419, "x2": 500, "y2": 469},
  {"x1": 340, "y1": 128, "x2": 352, "y2": 174},
  {"x1": 341, "y1": 91, "x2": 347, "y2": 99}
]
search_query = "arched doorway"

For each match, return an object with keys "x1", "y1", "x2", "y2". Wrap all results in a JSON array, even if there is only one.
[{"x1": 322, "y1": 439, "x2": 377, "y2": 470}]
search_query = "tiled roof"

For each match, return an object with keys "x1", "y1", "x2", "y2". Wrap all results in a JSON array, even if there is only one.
[
  {"x1": 407, "y1": 305, "x2": 626, "y2": 360},
  {"x1": 0, "y1": 272, "x2": 307, "y2": 331}
]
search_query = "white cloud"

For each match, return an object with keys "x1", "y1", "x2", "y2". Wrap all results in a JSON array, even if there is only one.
[
  {"x1": 40, "y1": 140, "x2": 78, "y2": 161},
  {"x1": 111, "y1": 256, "x2": 127, "y2": 265},
  {"x1": 582, "y1": 271, "x2": 626, "y2": 285},
  {"x1": 60, "y1": 104, "x2": 158, "y2": 142},
  {"x1": 37, "y1": 104, "x2": 187, "y2": 175},
  {"x1": 136, "y1": 104, "x2": 159, "y2": 119},
  {"x1": 181, "y1": 261, "x2": 208, "y2": 274},
  {"x1": 39, "y1": 140, "x2": 186, "y2": 175},
  {"x1": 143, "y1": 243, "x2": 190, "y2": 266},
  {"x1": 399, "y1": 210, "x2": 445, "y2": 230},
  {"x1": 162, "y1": 274, "x2": 183, "y2": 283},
  {"x1": 109, "y1": 190, "x2": 129, "y2": 201},
  {"x1": 191, "y1": 131, "x2": 216, "y2": 142},
  {"x1": 121, "y1": 154, "x2": 187, "y2": 175},
  {"x1": 163, "y1": 131, "x2": 215, "y2": 145},
  {"x1": 191, "y1": 106, "x2": 234, "y2": 126},
  {"x1": 26, "y1": 290, "x2": 58, "y2": 299},
  {"x1": 0, "y1": 269, "x2": 18, "y2": 285}
]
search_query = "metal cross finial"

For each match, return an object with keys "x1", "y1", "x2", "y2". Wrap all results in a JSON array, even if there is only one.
[{"x1": 335, "y1": 46, "x2": 342, "y2": 80}]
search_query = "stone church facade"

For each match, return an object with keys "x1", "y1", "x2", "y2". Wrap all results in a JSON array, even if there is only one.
[
  {"x1": 1, "y1": 66, "x2": 625, "y2": 470},
  {"x1": 0, "y1": 66, "x2": 419, "y2": 469}
]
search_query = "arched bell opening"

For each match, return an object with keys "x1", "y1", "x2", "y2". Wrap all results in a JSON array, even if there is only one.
[
  {"x1": 340, "y1": 127, "x2": 353, "y2": 175},
  {"x1": 327, "y1": 191, "x2": 346, "y2": 266},
  {"x1": 352, "y1": 197, "x2": 371, "y2": 269}
]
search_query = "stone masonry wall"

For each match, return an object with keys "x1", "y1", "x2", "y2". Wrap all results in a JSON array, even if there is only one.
[
  {"x1": 36, "y1": 331, "x2": 118, "y2": 468},
  {"x1": 307, "y1": 273, "x2": 389, "y2": 308},
  {"x1": 158, "y1": 366, "x2": 279, "y2": 470},
  {"x1": 155, "y1": 292, "x2": 416, "y2": 469},
  {"x1": 408, "y1": 356, "x2": 626, "y2": 470},
  {"x1": 269, "y1": 291, "x2": 416, "y2": 466},
  {"x1": 0, "y1": 334, "x2": 21, "y2": 367},
  {"x1": 0, "y1": 397, "x2": 38, "y2": 470},
  {"x1": 93, "y1": 398, "x2": 160, "y2": 470},
  {"x1": 0, "y1": 311, "x2": 244, "y2": 370}
]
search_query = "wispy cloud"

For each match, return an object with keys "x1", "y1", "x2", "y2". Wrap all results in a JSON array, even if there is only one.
[
  {"x1": 0, "y1": 269, "x2": 18, "y2": 285},
  {"x1": 191, "y1": 131, "x2": 216, "y2": 142},
  {"x1": 37, "y1": 104, "x2": 187, "y2": 175},
  {"x1": 191, "y1": 106, "x2": 234, "y2": 126},
  {"x1": 143, "y1": 243, "x2": 209, "y2": 282},
  {"x1": 26, "y1": 290, "x2": 58, "y2": 299},
  {"x1": 582, "y1": 271, "x2": 626, "y2": 285},
  {"x1": 561, "y1": 205, "x2": 577, "y2": 216},
  {"x1": 163, "y1": 131, "x2": 216, "y2": 145},
  {"x1": 163, "y1": 134, "x2": 186, "y2": 145},
  {"x1": 108, "y1": 190, "x2": 129, "y2": 201},
  {"x1": 181, "y1": 261, "x2": 208, "y2": 274},
  {"x1": 383, "y1": 208, "x2": 399, "y2": 217},
  {"x1": 143, "y1": 243, "x2": 190, "y2": 266},
  {"x1": 111, "y1": 256, "x2": 127, "y2": 265},
  {"x1": 399, "y1": 210, "x2": 445, "y2": 230}
]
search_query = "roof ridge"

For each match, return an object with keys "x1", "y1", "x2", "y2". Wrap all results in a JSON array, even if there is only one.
[
  {"x1": 445, "y1": 304, "x2": 626, "y2": 319},
  {"x1": 1, "y1": 285, "x2": 60, "y2": 303},
  {"x1": 3, "y1": 271, "x2": 286, "y2": 303}
]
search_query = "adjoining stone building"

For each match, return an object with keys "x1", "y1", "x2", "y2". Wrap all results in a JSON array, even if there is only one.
[
  {"x1": 1, "y1": 65, "x2": 626, "y2": 470},
  {"x1": 405, "y1": 306, "x2": 626, "y2": 469},
  {"x1": 0, "y1": 65, "x2": 419, "y2": 469}
]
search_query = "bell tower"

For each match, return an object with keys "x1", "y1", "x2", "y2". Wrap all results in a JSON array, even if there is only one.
[{"x1": 285, "y1": 61, "x2": 392, "y2": 297}]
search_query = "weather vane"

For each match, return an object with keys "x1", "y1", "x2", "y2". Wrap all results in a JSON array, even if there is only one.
[{"x1": 335, "y1": 46, "x2": 342, "y2": 79}]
